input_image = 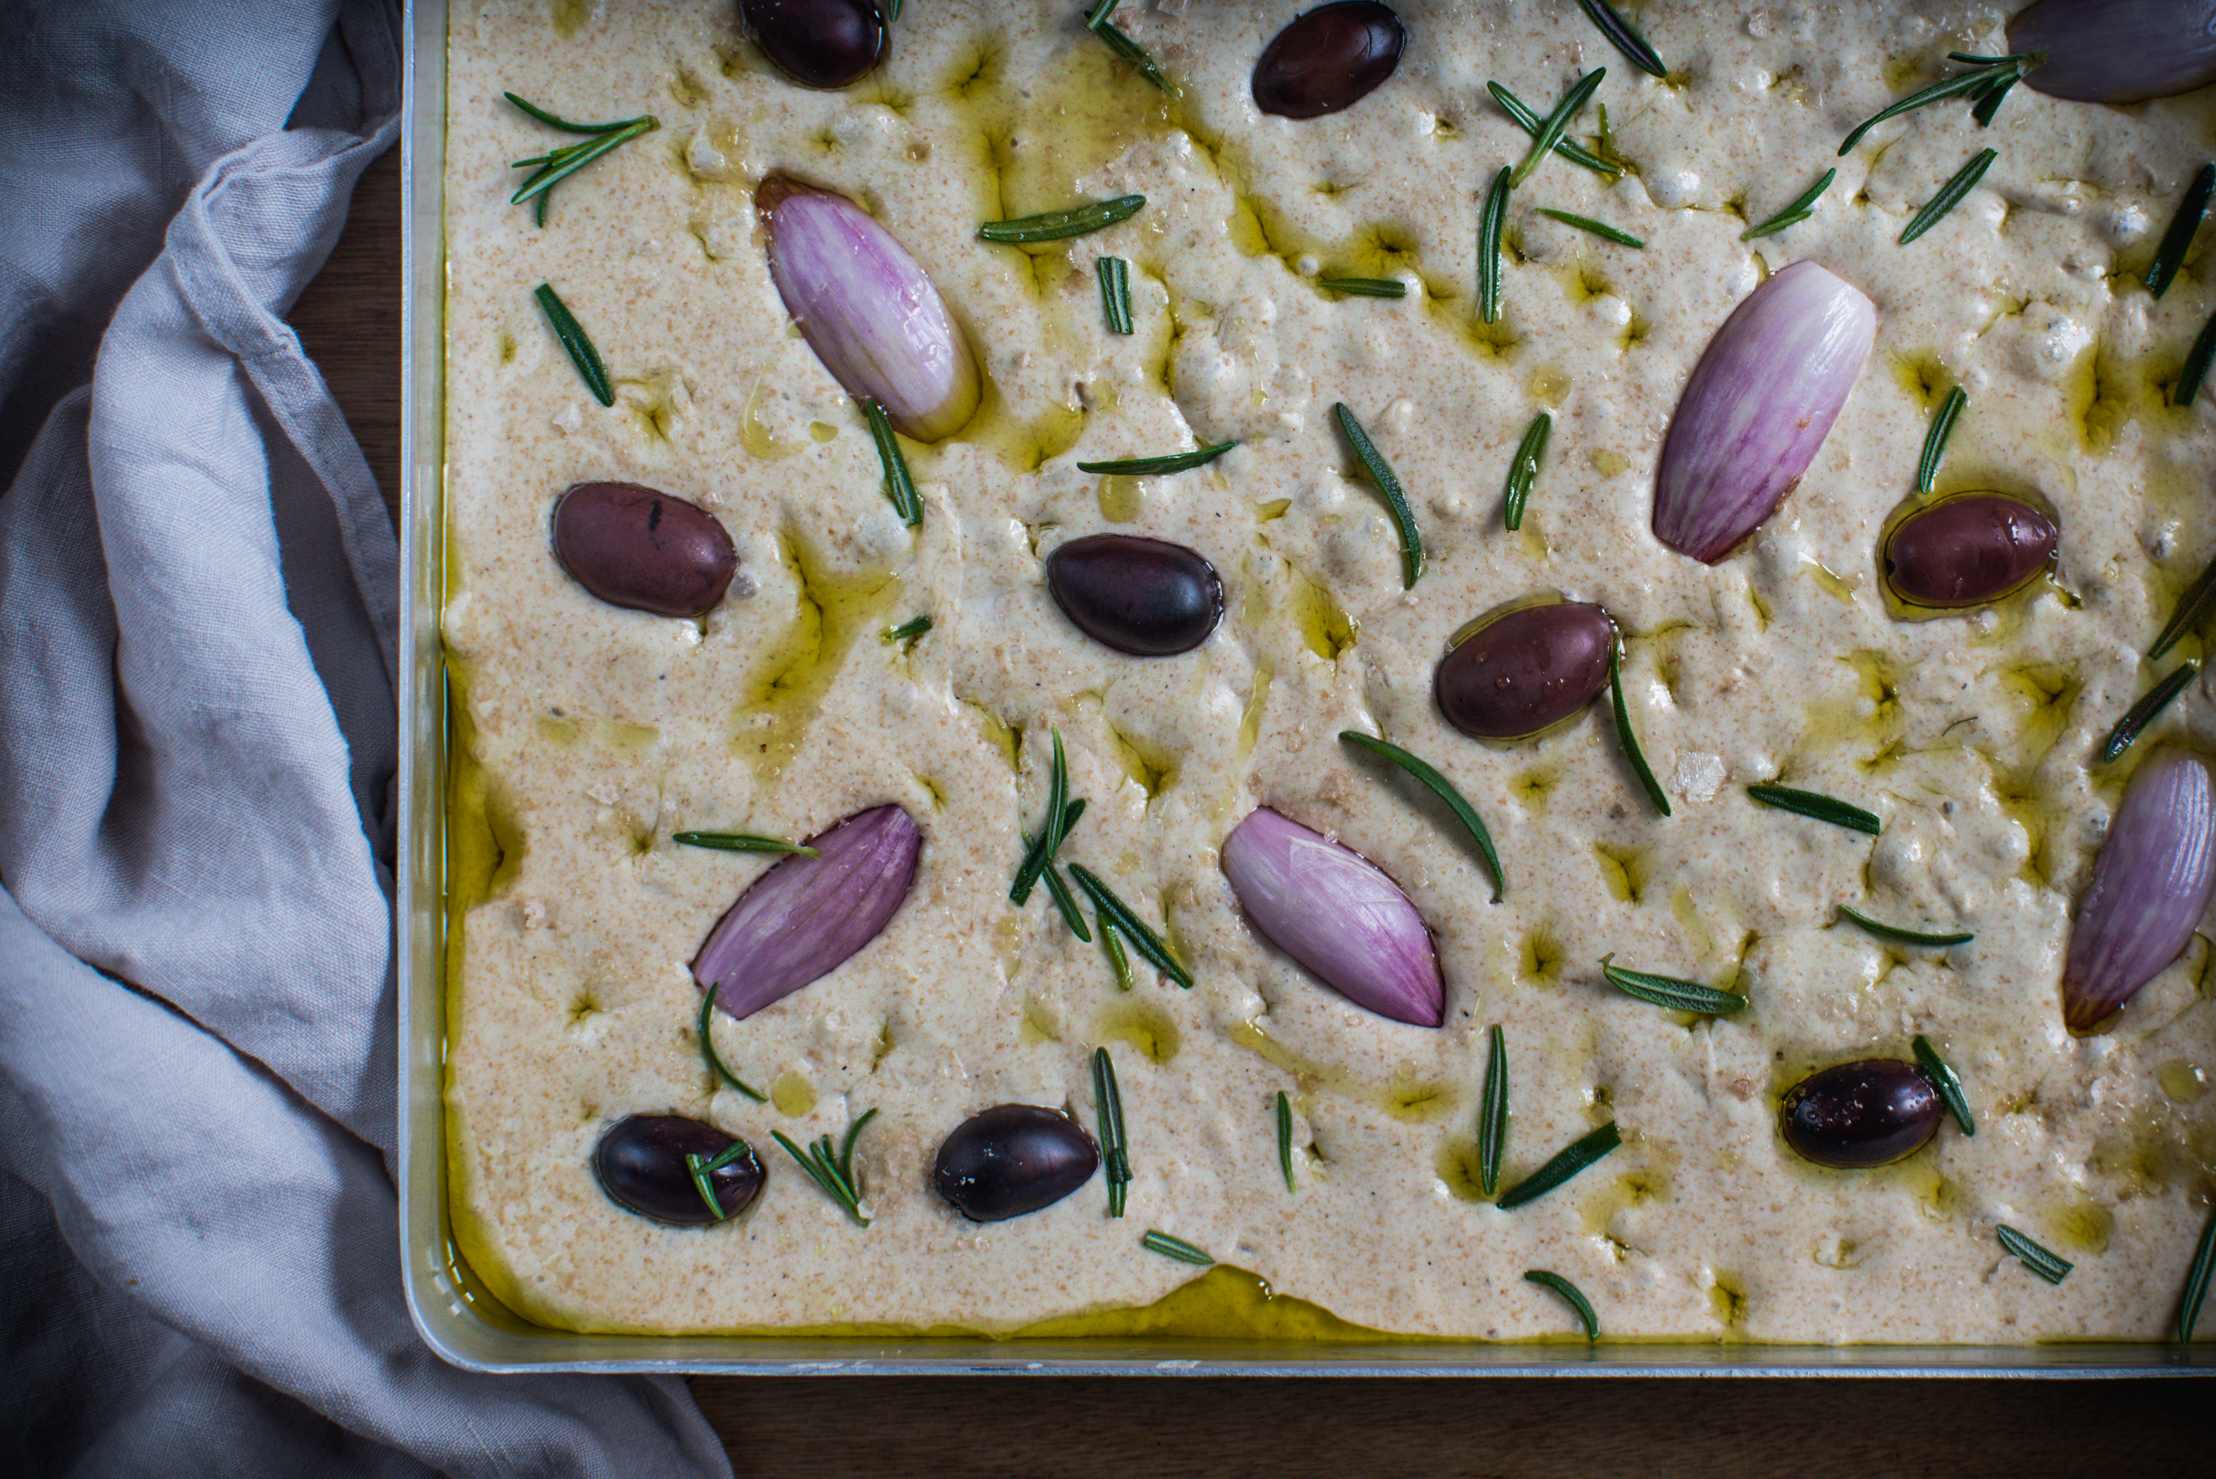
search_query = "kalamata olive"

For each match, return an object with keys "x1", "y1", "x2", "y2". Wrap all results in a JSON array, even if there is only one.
[
  {"x1": 593, "y1": 1114, "x2": 764, "y2": 1225},
  {"x1": 1882, "y1": 494, "x2": 2058, "y2": 609},
  {"x1": 933, "y1": 1104, "x2": 1099, "y2": 1222},
  {"x1": 1046, "y1": 534, "x2": 1224, "y2": 656},
  {"x1": 551, "y1": 482, "x2": 738, "y2": 618},
  {"x1": 740, "y1": 0, "x2": 887, "y2": 90},
  {"x1": 1434, "y1": 601, "x2": 1616, "y2": 740},
  {"x1": 1779, "y1": 1059, "x2": 1942, "y2": 1170},
  {"x1": 1252, "y1": 2, "x2": 1407, "y2": 119}
]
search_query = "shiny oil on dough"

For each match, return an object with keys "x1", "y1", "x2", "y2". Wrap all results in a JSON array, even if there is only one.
[{"x1": 442, "y1": 0, "x2": 2216, "y2": 1340}]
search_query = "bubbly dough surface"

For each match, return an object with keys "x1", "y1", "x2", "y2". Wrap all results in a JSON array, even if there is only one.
[{"x1": 444, "y1": 0, "x2": 2216, "y2": 1340}]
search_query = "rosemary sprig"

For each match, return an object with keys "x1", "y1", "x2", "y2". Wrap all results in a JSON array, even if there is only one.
[
  {"x1": 1100, "y1": 914, "x2": 1135, "y2": 990},
  {"x1": 1010, "y1": 729, "x2": 1076, "y2": 905},
  {"x1": 2175, "y1": 309, "x2": 2216, "y2": 406},
  {"x1": 697, "y1": 980, "x2": 767, "y2": 1102},
  {"x1": 1911, "y1": 1034, "x2": 1977, "y2": 1138},
  {"x1": 1076, "y1": 440, "x2": 1236, "y2": 475},
  {"x1": 1917, "y1": 385, "x2": 1966, "y2": 493},
  {"x1": 1093, "y1": 1046, "x2": 1131, "y2": 1217},
  {"x1": 683, "y1": 1139, "x2": 756, "y2": 1222},
  {"x1": 979, "y1": 194, "x2": 1146, "y2": 244},
  {"x1": 2103, "y1": 662, "x2": 2199, "y2": 763},
  {"x1": 1496, "y1": 1121, "x2": 1621, "y2": 1210},
  {"x1": 1141, "y1": 1230, "x2": 1214, "y2": 1265},
  {"x1": 673, "y1": 832, "x2": 818, "y2": 856},
  {"x1": 1487, "y1": 82, "x2": 1619, "y2": 178},
  {"x1": 1574, "y1": 0, "x2": 1665, "y2": 79},
  {"x1": 2180, "y1": 1206, "x2": 2216, "y2": 1342},
  {"x1": 2150, "y1": 553, "x2": 2216, "y2": 656},
  {"x1": 1478, "y1": 1024, "x2": 1509, "y2": 1198},
  {"x1": 1332, "y1": 403, "x2": 1425, "y2": 589},
  {"x1": 1534, "y1": 208, "x2": 1642, "y2": 247},
  {"x1": 771, "y1": 1108, "x2": 877, "y2": 1228},
  {"x1": 2147, "y1": 164, "x2": 2215, "y2": 298},
  {"x1": 533, "y1": 284, "x2": 613, "y2": 407},
  {"x1": 1097, "y1": 255, "x2": 1134, "y2": 334},
  {"x1": 1524, "y1": 1269, "x2": 1600, "y2": 1341},
  {"x1": 1838, "y1": 53, "x2": 2038, "y2": 155},
  {"x1": 1504, "y1": 411, "x2": 1551, "y2": 533},
  {"x1": 1093, "y1": 17, "x2": 1177, "y2": 95},
  {"x1": 1740, "y1": 167, "x2": 1835, "y2": 240},
  {"x1": 883, "y1": 615, "x2": 933, "y2": 643},
  {"x1": 863, "y1": 399, "x2": 923, "y2": 526},
  {"x1": 1039, "y1": 858, "x2": 1094, "y2": 941},
  {"x1": 1275, "y1": 1090, "x2": 1296, "y2": 1192},
  {"x1": 1997, "y1": 1224, "x2": 2073, "y2": 1286},
  {"x1": 508, "y1": 106, "x2": 658, "y2": 225},
  {"x1": 1600, "y1": 959, "x2": 1747, "y2": 1015},
  {"x1": 1511, "y1": 69, "x2": 1607, "y2": 188},
  {"x1": 1084, "y1": 0, "x2": 1119, "y2": 28},
  {"x1": 1318, "y1": 277, "x2": 1409, "y2": 298},
  {"x1": 1338, "y1": 730, "x2": 1505, "y2": 901},
  {"x1": 1609, "y1": 641, "x2": 1672, "y2": 817},
  {"x1": 1747, "y1": 783, "x2": 1880, "y2": 835},
  {"x1": 1479, "y1": 166, "x2": 1511, "y2": 324},
  {"x1": 1899, "y1": 148, "x2": 1997, "y2": 245},
  {"x1": 1068, "y1": 865, "x2": 1192, "y2": 987},
  {"x1": 1837, "y1": 905, "x2": 1973, "y2": 948}
]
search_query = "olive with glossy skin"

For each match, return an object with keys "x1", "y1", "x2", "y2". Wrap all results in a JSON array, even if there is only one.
[
  {"x1": 593, "y1": 1114, "x2": 764, "y2": 1225},
  {"x1": 1779, "y1": 1059, "x2": 1943, "y2": 1169},
  {"x1": 1252, "y1": 2, "x2": 1407, "y2": 119},
  {"x1": 551, "y1": 482, "x2": 738, "y2": 618},
  {"x1": 1046, "y1": 534, "x2": 1224, "y2": 656},
  {"x1": 1434, "y1": 601, "x2": 1616, "y2": 740},
  {"x1": 1882, "y1": 493, "x2": 2058, "y2": 609},
  {"x1": 740, "y1": 0, "x2": 887, "y2": 90},
  {"x1": 933, "y1": 1104, "x2": 1099, "y2": 1222}
]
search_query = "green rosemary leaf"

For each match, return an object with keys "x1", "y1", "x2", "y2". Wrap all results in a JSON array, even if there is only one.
[
  {"x1": 1318, "y1": 276, "x2": 1409, "y2": 298},
  {"x1": 1836, "y1": 905, "x2": 1973, "y2": 948},
  {"x1": 1275, "y1": 1090, "x2": 1296, "y2": 1193},
  {"x1": 1075, "y1": 440, "x2": 1236, "y2": 475},
  {"x1": 1917, "y1": 385, "x2": 1967, "y2": 494},
  {"x1": 772, "y1": 1109, "x2": 877, "y2": 1228},
  {"x1": 1600, "y1": 960, "x2": 1747, "y2": 1015},
  {"x1": 673, "y1": 832, "x2": 818, "y2": 856},
  {"x1": 1009, "y1": 728, "x2": 1073, "y2": 905},
  {"x1": 1504, "y1": 411, "x2": 1552, "y2": 533},
  {"x1": 1067, "y1": 865, "x2": 1192, "y2": 987},
  {"x1": 532, "y1": 284, "x2": 614, "y2": 407},
  {"x1": 1946, "y1": 52, "x2": 2036, "y2": 66},
  {"x1": 1100, "y1": 912, "x2": 1135, "y2": 990},
  {"x1": 1338, "y1": 730, "x2": 1504, "y2": 901},
  {"x1": 1478, "y1": 1024, "x2": 1509, "y2": 1197},
  {"x1": 1094, "y1": 1047, "x2": 1130, "y2": 1217},
  {"x1": 1839, "y1": 57, "x2": 2032, "y2": 155},
  {"x1": 2175, "y1": 308, "x2": 2216, "y2": 407},
  {"x1": 1747, "y1": 783, "x2": 1880, "y2": 835},
  {"x1": 1084, "y1": 0, "x2": 1119, "y2": 29},
  {"x1": 1739, "y1": 207, "x2": 1815, "y2": 241},
  {"x1": 2104, "y1": 662, "x2": 2200, "y2": 763},
  {"x1": 1899, "y1": 148, "x2": 1997, "y2": 245},
  {"x1": 1574, "y1": 0, "x2": 1665, "y2": 78},
  {"x1": 1094, "y1": 18, "x2": 1177, "y2": 95},
  {"x1": 1969, "y1": 70, "x2": 2022, "y2": 127},
  {"x1": 1056, "y1": 794, "x2": 1086, "y2": 850},
  {"x1": 979, "y1": 193, "x2": 1146, "y2": 244},
  {"x1": 1496, "y1": 1121, "x2": 1621, "y2": 1211},
  {"x1": 883, "y1": 615, "x2": 933, "y2": 643},
  {"x1": 1332, "y1": 402, "x2": 1425, "y2": 589},
  {"x1": 1141, "y1": 1230, "x2": 1214, "y2": 1266},
  {"x1": 1511, "y1": 69, "x2": 1608, "y2": 189},
  {"x1": 1523, "y1": 1269, "x2": 1600, "y2": 1341},
  {"x1": 1040, "y1": 861, "x2": 1094, "y2": 942},
  {"x1": 2150, "y1": 553, "x2": 2216, "y2": 655},
  {"x1": 1911, "y1": 1034, "x2": 1977, "y2": 1138},
  {"x1": 684, "y1": 1152, "x2": 728, "y2": 1221},
  {"x1": 1609, "y1": 641, "x2": 1672, "y2": 817},
  {"x1": 2180, "y1": 1206, "x2": 2216, "y2": 1342},
  {"x1": 1534, "y1": 207, "x2": 1642, "y2": 247},
  {"x1": 2147, "y1": 164, "x2": 2215, "y2": 299},
  {"x1": 1486, "y1": 82, "x2": 1620, "y2": 178},
  {"x1": 885, "y1": 0, "x2": 901, "y2": 18},
  {"x1": 1097, "y1": 255, "x2": 1135, "y2": 334},
  {"x1": 863, "y1": 399, "x2": 922, "y2": 525},
  {"x1": 1479, "y1": 166, "x2": 1511, "y2": 324},
  {"x1": 510, "y1": 116, "x2": 657, "y2": 211},
  {"x1": 697, "y1": 981, "x2": 768, "y2": 1102},
  {"x1": 1997, "y1": 1224, "x2": 2073, "y2": 1285},
  {"x1": 504, "y1": 92, "x2": 651, "y2": 135}
]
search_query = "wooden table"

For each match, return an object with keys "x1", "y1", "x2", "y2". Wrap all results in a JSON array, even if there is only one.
[{"x1": 293, "y1": 147, "x2": 2207, "y2": 1479}]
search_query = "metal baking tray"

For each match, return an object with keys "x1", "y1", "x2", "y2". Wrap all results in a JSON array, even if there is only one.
[{"x1": 394, "y1": 0, "x2": 2205, "y2": 1377}]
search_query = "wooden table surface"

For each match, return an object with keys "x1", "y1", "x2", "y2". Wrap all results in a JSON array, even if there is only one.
[{"x1": 294, "y1": 147, "x2": 2209, "y2": 1479}]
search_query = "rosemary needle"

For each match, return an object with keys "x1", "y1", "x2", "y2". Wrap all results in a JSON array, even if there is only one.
[
  {"x1": 1911, "y1": 1034, "x2": 1977, "y2": 1138},
  {"x1": 1094, "y1": 18, "x2": 1177, "y2": 96},
  {"x1": 2103, "y1": 662, "x2": 2200, "y2": 763},
  {"x1": 1317, "y1": 276, "x2": 1409, "y2": 298},
  {"x1": 1997, "y1": 1224, "x2": 2073, "y2": 1285},
  {"x1": 2174, "y1": 307, "x2": 2216, "y2": 407},
  {"x1": 1742, "y1": 168, "x2": 1836, "y2": 240},
  {"x1": 697, "y1": 980, "x2": 767, "y2": 1102},
  {"x1": 1487, "y1": 82, "x2": 1619, "y2": 178},
  {"x1": 1076, "y1": 441, "x2": 1236, "y2": 475},
  {"x1": 1094, "y1": 1047, "x2": 1130, "y2": 1217},
  {"x1": 1600, "y1": 960, "x2": 1747, "y2": 1016},
  {"x1": 1524, "y1": 1270, "x2": 1600, "y2": 1341},
  {"x1": 1496, "y1": 1121, "x2": 1621, "y2": 1210},
  {"x1": 1141, "y1": 1230, "x2": 1214, "y2": 1265},
  {"x1": 1899, "y1": 148, "x2": 1998, "y2": 245},
  {"x1": 672, "y1": 832, "x2": 818, "y2": 855},
  {"x1": 1836, "y1": 905, "x2": 1973, "y2": 949},
  {"x1": 2146, "y1": 163, "x2": 2215, "y2": 299},
  {"x1": 1504, "y1": 411, "x2": 1552, "y2": 533},
  {"x1": 1100, "y1": 912, "x2": 1135, "y2": 990},
  {"x1": 883, "y1": 616, "x2": 932, "y2": 643},
  {"x1": 1478, "y1": 1025, "x2": 1508, "y2": 1197},
  {"x1": 1747, "y1": 783, "x2": 1880, "y2": 835},
  {"x1": 1338, "y1": 731, "x2": 1504, "y2": 901},
  {"x1": 1511, "y1": 69, "x2": 1607, "y2": 189},
  {"x1": 1010, "y1": 730, "x2": 1077, "y2": 905},
  {"x1": 1838, "y1": 54, "x2": 2037, "y2": 155},
  {"x1": 1097, "y1": 255, "x2": 1135, "y2": 334},
  {"x1": 2149, "y1": 552, "x2": 2216, "y2": 656},
  {"x1": 682, "y1": 1140, "x2": 756, "y2": 1222},
  {"x1": 2179, "y1": 1206, "x2": 2216, "y2": 1342},
  {"x1": 863, "y1": 400, "x2": 922, "y2": 525},
  {"x1": 1084, "y1": 0, "x2": 1119, "y2": 29},
  {"x1": 1332, "y1": 403, "x2": 1424, "y2": 589},
  {"x1": 1573, "y1": 0, "x2": 1666, "y2": 79},
  {"x1": 1534, "y1": 207, "x2": 1642, "y2": 247},
  {"x1": 533, "y1": 284, "x2": 613, "y2": 407},
  {"x1": 1608, "y1": 641, "x2": 1672, "y2": 817},
  {"x1": 1479, "y1": 166, "x2": 1511, "y2": 324},
  {"x1": 979, "y1": 194, "x2": 1146, "y2": 243},
  {"x1": 1275, "y1": 1091, "x2": 1297, "y2": 1192},
  {"x1": 1067, "y1": 866, "x2": 1191, "y2": 987},
  {"x1": 1917, "y1": 385, "x2": 1967, "y2": 494}
]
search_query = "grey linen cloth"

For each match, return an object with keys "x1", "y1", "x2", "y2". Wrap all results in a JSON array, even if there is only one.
[{"x1": 0, "y1": 3, "x2": 731, "y2": 1474}]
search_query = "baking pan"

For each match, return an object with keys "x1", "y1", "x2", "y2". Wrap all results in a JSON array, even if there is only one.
[{"x1": 394, "y1": 0, "x2": 2207, "y2": 1376}]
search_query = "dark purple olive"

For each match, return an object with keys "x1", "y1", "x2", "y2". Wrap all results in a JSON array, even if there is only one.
[
  {"x1": 740, "y1": 0, "x2": 887, "y2": 90},
  {"x1": 2008, "y1": 0, "x2": 2216, "y2": 105},
  {"x1": 551, "y1": 481, "x2": 738, "y2": 618},
  {"x1": 593, "y1": 1114, "x2": 764, "y2": 1225},
  {"x1": 1252, "y1": 2, "x2": 1407, "y2": 119},
  {"x1": 1046, "y1": 534, "x2": 1224, "y2": 656},
  {"x1": 1434, "y1": 601, "x2": 1616, "y2": 740},
  {"x1": 1779, "y1": 1059, "x2": 1943, "y2": 1169},
  {"x1": 1882, "y1": 493, "x2": 2058, "y2": 609},
  {"x1": 933, "y1": 1104, "x2": 1098, "y2": 1222}
]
